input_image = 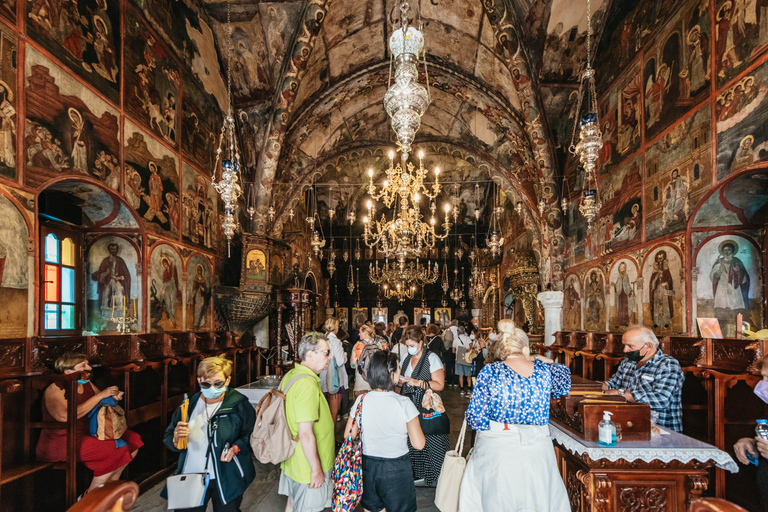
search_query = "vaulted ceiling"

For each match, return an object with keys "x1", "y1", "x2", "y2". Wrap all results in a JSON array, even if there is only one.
[{"x1": 202, "y1": 0, "x2": 617, "y2": 246}]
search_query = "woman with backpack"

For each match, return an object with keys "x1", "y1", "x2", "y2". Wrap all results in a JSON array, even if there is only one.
[
  {"x1": 399, "y1": 325, "x2": 448, "y2": 487},
  {"x1": 350, "y1": 323, "x2": 389, "y2": 397},
  {"x1": 343, "y1": 351, "x2": 425, "y2": 512},
  {"x1": 318, "y1": 317, "x2": 348, "y2": 425}
]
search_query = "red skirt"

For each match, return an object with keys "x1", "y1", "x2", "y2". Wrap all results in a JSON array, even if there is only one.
[{"x1": 80, "y1": 430, "x2": 144, "y2": 477}]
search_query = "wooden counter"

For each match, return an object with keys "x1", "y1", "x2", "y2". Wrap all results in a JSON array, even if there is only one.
[{"x1": 550, "y1": 421, "x2": 738, "y2": 512}]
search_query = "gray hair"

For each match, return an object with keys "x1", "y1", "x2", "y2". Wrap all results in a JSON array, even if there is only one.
[
  {"x1": 626, "y1": 325, "x2": 659, "y2": 348},
  {"x1": 450, "y1": 319, "x2": 458, "y2": 326},
  {"x1": 297, "y1": 331, "x2": 327, "y2": 362},
  {"x1": 457, "y1": 325, "x2": 466, "y2": 335}
]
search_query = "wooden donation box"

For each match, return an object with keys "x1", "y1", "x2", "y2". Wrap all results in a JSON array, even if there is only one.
[{"x1": 550, "y1": 378, "x2": 737, "y2": 512}]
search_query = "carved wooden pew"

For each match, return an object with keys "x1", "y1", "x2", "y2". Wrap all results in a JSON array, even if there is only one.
[
  {"x1": 549, "y1": 330, "x2": 570, "y2": 365},
  {"x1": 594, "y1": 332, "x2": 624, "y2": 380},
  {"x1": 66, "y1": 480, "x2": 139, "y2": 512},
  {"x1": 574, "y1": 331, "x2": 608, "y2": 380},
  {"x1": 689, "y1": 498, "x2": 748, "y2": 512}
]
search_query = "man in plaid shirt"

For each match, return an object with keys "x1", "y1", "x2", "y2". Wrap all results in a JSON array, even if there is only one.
[{"x1": 602, "y1": 326, "x2": 685, "y2": 432}]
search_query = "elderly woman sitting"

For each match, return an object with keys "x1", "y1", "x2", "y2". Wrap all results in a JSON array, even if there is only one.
[{"x1": 36, "y1": 353, "x2": 143, "y2": 495}]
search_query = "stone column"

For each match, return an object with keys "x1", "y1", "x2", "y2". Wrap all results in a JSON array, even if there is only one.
[
  {"x1": 690, "y1": 267, "x2": 699, "y2": 335},
  {"x1": 537, "y1": 291, "x2": 564, "y2": 346}
]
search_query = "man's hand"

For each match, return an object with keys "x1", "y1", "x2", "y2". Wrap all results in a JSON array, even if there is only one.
[
  {"x1": 601, "y1": 382, "x2": 609, "y2": 392},
  {"x1": 734, "y1": 437, "x2": 758, "y2": 465},
  {"x1": 309, "y1": 468, "x2": 325, "y2": 488},
  {"x1": 756, "y1": 437, "x2": 768, "y2": 459}
]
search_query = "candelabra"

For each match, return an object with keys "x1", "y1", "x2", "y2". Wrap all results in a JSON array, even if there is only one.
[
  {"x1": 382, "y1": 281, "x2": 417, "y2": 302},
  {"x1": 368, "y1": 258, "x2": 439, "y2": 287}
]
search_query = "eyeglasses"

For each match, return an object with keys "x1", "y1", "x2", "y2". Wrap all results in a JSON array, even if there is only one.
[
  {"x1": 199, "y1": 380, "x2": 226, "y2": 389},
  {"x1": 315, "y1": 349, "x2": 331, "y2": 357}
]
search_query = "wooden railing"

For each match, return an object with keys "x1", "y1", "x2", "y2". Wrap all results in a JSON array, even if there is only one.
[
  {"x1": 66, "y1": 481, "x2": 139, "y2": 512},
  {"x1": 0, "y1": 331, "x2": 270, "y2": 511}
]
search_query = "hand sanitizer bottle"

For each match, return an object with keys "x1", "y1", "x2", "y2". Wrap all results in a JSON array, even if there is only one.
[{"x1": 598, "y1": 411, "x2": 616, "y2": 446}]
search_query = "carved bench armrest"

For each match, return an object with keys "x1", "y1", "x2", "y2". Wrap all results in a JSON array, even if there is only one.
[{"x1": 66, "y1": 480, "x2": 139, "y2": 512}]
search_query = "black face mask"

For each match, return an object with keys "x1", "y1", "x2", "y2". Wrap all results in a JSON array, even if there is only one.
[{"x1": 625, "y1": 348, "x2": 644, "y2": 362}]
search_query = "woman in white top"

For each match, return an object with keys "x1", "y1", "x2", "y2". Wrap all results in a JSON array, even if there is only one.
[
  {"x1": 344, "y1": 351, "x2": 425, "y2": 512},
  {"x1": 399, "y1": 325, "x2": 448, "y2": 487},
  {"x1": 318, "y1": 317, "x2": 348, "y2": 425}
]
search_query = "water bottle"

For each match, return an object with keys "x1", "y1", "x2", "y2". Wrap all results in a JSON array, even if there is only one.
[{"x1": 757, "y1": 419, "x2": 768, "y2": 441}]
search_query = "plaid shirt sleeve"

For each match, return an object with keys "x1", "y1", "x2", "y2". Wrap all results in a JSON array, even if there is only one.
[
  {"x1": 605, "y1": 359, "x2": 633, "y2": 390},
  {"x1": 630, "y1": 355, "x2": 685, "y2": 432}
]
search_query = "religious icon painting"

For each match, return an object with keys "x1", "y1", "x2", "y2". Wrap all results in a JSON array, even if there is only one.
[
  {"x1": 25, "y1": 47, "x2": 120, "y2": 190},
  {"x1": 271, "y1": 254, "x2": 284, "y2": 284},
  {"x1": 0, "y1": 26, "x2": 16, "y2": 181},
  {"x1": 0, "y1": 193, "x2": 29, "y2": 338},
  {"x1": 372, "y1": 307, "x2": 388, "y2": 325},
  {"x1": 434, "y1": 307, "x2": 451, "y2": 326},
  {"x1": 26, "y1": 0, "x2": 121, "y2": 105},
  {"x1": 124, "y1": 4, "x2": 181, "y2": 147},
  {"x1": 124, "y1": 120, "x2": 180, "y2": 238},
  {"x1": 86, "y1": 236, "x2": 140, "y2": 334},
  {"x1": 148, "y1": 244, "x2": 182, "y2": 333},
  {"x1": 641, "y1": 245, "x2": 685, "y2": 334},
  {"x1": 187, "y1": 254, "x2": 212, "y2": 331},
  {"x1": 583, "y1": 269, "x2": 606, "y2": 331},
  {"x1": 181, "y1": 163, "x2": 217, "y2": 251},
  {"x1": 335, "y1": 308, "x2": 349, "y2": 333},
  {"x1": 562, "y1": 274, "x2": 582, "y2": 331},
  {"x1": 245, "y1": 249, "x2": 267, "y2": 281},
  {"x1": 414, "y1": 308, "x2": 431, "y2": 326},
  {"x1": 352, "y1": 308, "x2": 368, "y2": 329},
  {"x1": 694, "y1": 234, "x2": 763, "y2": 338},
  {"x1": 608, "y1": 259, "x2": 640, "y2": 332}
]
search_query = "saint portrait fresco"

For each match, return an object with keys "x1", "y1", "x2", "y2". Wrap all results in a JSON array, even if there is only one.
[
  {"x1": 124, "y1": 120, "x2": 179, "y2": 238},
  {"x1": 714, "y1": 0, "x2": 768, "y2": 88},
  {"x1": 597, "y1": 62, "x2": 642, "y2": 176},
  {"x1": 86, "y1": 236, "x2": 139, "y2": 333},
  {"x1": 181, "y1": 163, "x2": 217, "y2": 251},
  {"x1": 25, "y1": 47, "x2": 120, "y2": 190},
  {"x1": 608, "y1": 259, "x2": 639, "y2": 332},
  {"x1": 186, "y1": 254, "x2": 212, "y2": 331},
  {"x1": 0, "y1": 27, "x2": 16, "y2": 181},
  {"x1": 148, "y1": 244, "x2": 182, "y2": 332},
  {"x1": 584, "y1": 270, "x2": 606, "y2": 331},
  {"x1": 181, "y1": 77, "x2": 222, "y2": 175},
  {"x1": 642, "y1": 246, "x2": 685, "y2": 334},
  {"x1": 695, "y1": 235, "x2": 763, "y2": 337},
  {"x1": 0, "y1": 193, "x2": 28, "y2": 337},
  {"x1": 563, "y1": 274, "x2": 582, "y2": 331},
  {"x1": 26, "y1": 0, "x2": 121, "y2": 104}
]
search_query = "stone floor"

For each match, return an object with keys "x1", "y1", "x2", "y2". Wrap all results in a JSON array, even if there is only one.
[{"x1": 131, "y1": 383, "x2": 472, "y2": 512}]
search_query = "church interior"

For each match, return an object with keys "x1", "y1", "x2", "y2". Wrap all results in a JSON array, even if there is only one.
[{"x1": 0, "y1": 0, "x2": 766, "y2": 510}]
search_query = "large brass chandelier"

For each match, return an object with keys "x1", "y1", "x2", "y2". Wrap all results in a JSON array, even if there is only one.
[
  {"x1": 364, "y1": 150, "x2": 451, "y2": 268},
  {"x1": 382, "y1": 281, "x2": 417, "y2": 303},
  {"x1": 369, "y1": 258, "x2": 439, "y2": 288},
  {"x1": 568, "y1": 0, "x2": 602, "y2": 227}
]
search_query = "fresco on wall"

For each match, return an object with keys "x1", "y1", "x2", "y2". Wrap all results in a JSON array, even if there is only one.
[
  {"x1": 716, "y1": 58, "x2": 768, "y2": 181},
  {"x1": 124, "y1": 120, "x2": 179, "y2": 238},
  {"x1": 692, "y1": 168, "x2": 768, "y2": 228},
  {"x1": 25, "y1": 47, "x2": 120, "y2": 190},
  {"x1": 86, "y1": 236, "x2": 140, "y2": 333},
  {"x1": 186, "y1": 254, "x2": 211, "y2": 330},
  {"x1": 26, "y1": 0, "x2": 120, "y2": 104},
  {"x1": 608, "y1": 258, "x2": 640, "y2": 331},
  {"x1": 0, "y1": 194, "x2": 28, "y2": 337},
  {"x1": 148, "y1": 243, "x2": 182, "y2": 332},
  {"x1": 236, "y1": 105, "x2": 270, "y2": 175},
  {"x1": 599, "y1": 155, "x2": 643, "y2": 254},
  {"x1": 124, "y1": 5, "x2": 180, "y2": 147},
  {"x1": 598, "y1": 62, "x2": 642, "y2": 175},
  {"x1": 0, "y1": 28, "x2": 16, "y2": 181},
  {"x1": 181, "y1": 163, "x2": 216, "y2": 251},
  {"x1": 695, "y1": 234, "x2": 763, "y2": 337},
  {"x1": 181, "y1": 76, "x2": 221, "y2": 175},
  {"x1": 0, "y1": 0, "x2": 14, "y2": 24},
  {"x1": 645, "y1": 105, "x2": 712, "y2": 240},
  {"x1": 714, "y1": 0, "x2": 768, "y2": 89},
  {"x1": 583, "y1": 269, "x2": 606, "y2": 330},
  {"x1": 643, "y1": 1, "x2": 711, "y2": 142},
  {"x1": 563, "y1": 273, "x2": 582, "y2": 330},
  {"x1": 271, "y1": 253, "x2": 283, "y2": 285},
  {"x1": 212, "y1": 14, "x2": 272, "y2": 103},
  {"x1": 245, "y1": 249, "x2": 266, "y2": 280},
  {"x1": 538, "y1": 0, "x2": 608, "y2": 81},
  {"x1": 642, "y1": 245, "x2": 685, "y2": 334}
]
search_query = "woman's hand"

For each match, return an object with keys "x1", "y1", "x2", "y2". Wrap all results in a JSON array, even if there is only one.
[
  {"x1": 220, "y1": 445, "x2": 239, "y2": 462},
  {"x1": 98, "y1": 386, "x2": 120, "y2": 400},
  {"x1": 402, "y1": 377, "x2": 422, "y2": 388},
  {"x1": 173, "y1": 421, "x2": 189, "y2": 444}
]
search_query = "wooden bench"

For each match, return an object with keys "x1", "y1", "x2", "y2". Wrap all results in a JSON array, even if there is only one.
[{"x1": 66, "y1": 480, "x2": 139, "y2": 512}]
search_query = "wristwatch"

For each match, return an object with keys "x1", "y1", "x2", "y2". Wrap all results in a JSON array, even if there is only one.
[{"x1": 618, "y1": 388, "x2": 626, "y2": 396}]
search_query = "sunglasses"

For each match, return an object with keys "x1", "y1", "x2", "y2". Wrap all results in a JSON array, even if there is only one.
[{"x1": 199, "y1": 380, "x2": 226, "y2": 389}]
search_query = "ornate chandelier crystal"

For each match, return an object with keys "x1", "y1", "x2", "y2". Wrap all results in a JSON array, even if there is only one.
[
  {"x1": 364, "y1": 150, "x2": 450, "y2": 268},
  {"x1": 212, "y1": 0, "x2": 243, "y2": 253},
  {"x1": 382, "y1": 280, "x2": 417, "y2": 303},
  {"x1": 368, "y1": 258, "x2": 439, "y2": 288},
  {"x1": 568, "y1": 0, "x2": 602, "y2": 227}
]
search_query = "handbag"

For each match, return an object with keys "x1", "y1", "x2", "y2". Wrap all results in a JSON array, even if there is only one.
[
  {"x1": 455, "y1": 336, "x2": 471, "y2": 366},
  {"x1": 87, "y1": 397, "x2": 127, "y2": 441},
  {"x1": 166, "y1": 424, "x2": 213, "y2": 509},
  {"x1": 434, "y1": 419, "x2": 470, "y2": 512},
  {"x1": 409, "y1": 352, "x2": 450, "y2": 436},
  {"x1": 331, "y1": 394, "x2": 365, "y2": 512}
]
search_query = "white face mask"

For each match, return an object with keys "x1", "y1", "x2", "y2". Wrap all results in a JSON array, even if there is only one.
[
  {"x1": 470, "y1": 334, "x2": 475, "y2": 340},
  {"x1": 489, "y1": 332, "x2": 496, "y2": 341}
]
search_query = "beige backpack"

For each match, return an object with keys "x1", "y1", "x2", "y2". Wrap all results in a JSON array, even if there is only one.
[{"x1": 250, "y1": 374, "x2": 316, "y2": 465}]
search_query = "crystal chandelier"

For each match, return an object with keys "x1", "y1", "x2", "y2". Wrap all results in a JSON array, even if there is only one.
[
  {"x1": 363, "y1": 150, "x2": 451, "y2": 268},
  {"x1": 212, "y1": 0, "x2": 242, "y2": 253},
  {"x1": 568, "y1": 0, "x2": 602, "y2": 227},
  {"x1": 382, "y1": 280, "x2": 417, "y2": 303},
  {"x1": 385, "y1": 0, "x2": 429, "y2": 161},
  {"x1": 368, "y1": 258, "x2": 439, "y2": 288}
]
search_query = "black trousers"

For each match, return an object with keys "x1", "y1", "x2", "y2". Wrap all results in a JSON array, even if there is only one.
[
  {"x1": 177, "y1": 481, "x2": 243, "y2": 512},
  {"x1": 444, "y1": 352, "x2": 456, "y2": 385},
  {"x1": 361, "y1": 454, "x2": 417, "y2": 512}
]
